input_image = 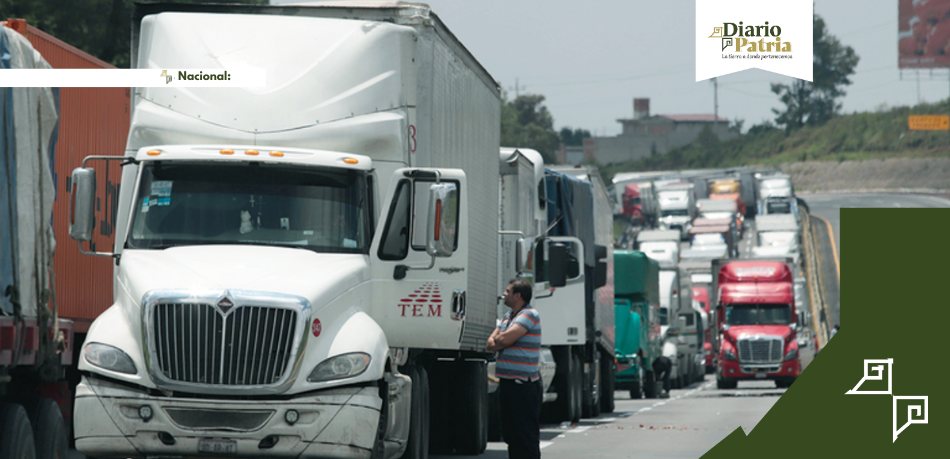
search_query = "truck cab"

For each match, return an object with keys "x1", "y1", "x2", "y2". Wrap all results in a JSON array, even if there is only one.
[
  {"x1": 656, "y1": 184, "x2": 695, "y2": 241},
  {"x1": 713, "y1": 260, "x2": 801, "y2": 389}
]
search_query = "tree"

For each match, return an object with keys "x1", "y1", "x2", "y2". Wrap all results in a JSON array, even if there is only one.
[
  {"x1": 0, "y1": 0, "x2": 267, "y2": 68},
  {"x1": 771, "y1": 14, "x2": 859, "y2": 132},
  {"x1": 501, "y1": 94, "x2": 561, "y2": 164},
  {"x1": 559, "y1": 127, "x2": 591, "y2": 146}
]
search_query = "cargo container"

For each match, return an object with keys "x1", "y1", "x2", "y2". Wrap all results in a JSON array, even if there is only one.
[
  {"x1": 613, "y1": 250, "x2": 662, "y2": 399},
  {"x1": 2, "y1": 19, "x2": 130, "y2": 333}
]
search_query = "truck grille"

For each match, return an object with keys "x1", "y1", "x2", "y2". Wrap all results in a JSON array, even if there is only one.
[
  {"x1": 152, "y1": 303, "x2": 297, "y2": 386},
  {"x1": 737, "y1": 336, "x2": 783, "y2": 364}
]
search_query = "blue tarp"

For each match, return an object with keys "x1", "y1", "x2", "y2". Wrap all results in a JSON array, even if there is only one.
[{"x1": 544, "y1": 169, "x2": 595, "y2": 267}]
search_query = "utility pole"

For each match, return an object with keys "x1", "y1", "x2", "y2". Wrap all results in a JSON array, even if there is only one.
[
  {"x1": 713, "y1": 77, "x2": 719, "y2": 128},
  {"x1": 509, "y1": 78, "x2": 527, "y2": 99}
]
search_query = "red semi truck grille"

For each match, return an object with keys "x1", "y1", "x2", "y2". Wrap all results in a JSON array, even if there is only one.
[
  {"x1": 737, "y1": 337, "x2": 783, "y2": 364},
  {"x1": 152, "y1": 303, "x2": 297, "y2": 386}
]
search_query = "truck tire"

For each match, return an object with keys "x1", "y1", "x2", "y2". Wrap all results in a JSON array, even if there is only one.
[
  {"x1": 599, "y1": 353, "x2": 615, "y2": 413},
  {"x1": 400, "y1": 365, "x2": 429, "y2": 459},
  {"x1": 487, "y1": 387, "x2": 502, "y2": 442},
  {"x1": 371, "y1": 380, "x2": 389, "y2": 459},
  {"x1": 542, "y1": 347, "x2": 578, "y2": 424},
  {"x1": 570, "y1": 353, "x2": 582, "y2": 423},
  {"x1": 582, "y1": 353, "x2": 601, "y2": 418},
  {"x1": 453, "y1": 361, "x2": 488, "y2": 455},
  {"x1": 24, "y1": 399, "x2": 66, "y2": 459},
  {"x1": 0, "y1": 403, "x2": 37, "y2": 459},
  {"x1": 716, "y1": 374, "x2": 737, "y2": 390},
  {"x1": 629, "y1": 357, "x2": 644, "y2": 400},
  {"x1": 643, "y1": 371, "x2": 658, "y2": 399}
]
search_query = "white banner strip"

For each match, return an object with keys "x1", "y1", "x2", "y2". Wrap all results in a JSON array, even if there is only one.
[{"x1": 0, "y1": 69, "x2": 266, "y2": 87}]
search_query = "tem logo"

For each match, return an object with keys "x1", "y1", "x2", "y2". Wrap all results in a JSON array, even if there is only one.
[{"x1": 845, "y1": 358, "x2": 929, "y2": 442}]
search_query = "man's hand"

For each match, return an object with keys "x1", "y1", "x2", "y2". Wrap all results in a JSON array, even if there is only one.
[{"x1": 486, "y1": 323, "x2": 527, "y2": 352}]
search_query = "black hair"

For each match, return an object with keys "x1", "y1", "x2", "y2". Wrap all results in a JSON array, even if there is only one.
[{"x1": 508, "y1": 278, "x2": 532, "y2": 303}]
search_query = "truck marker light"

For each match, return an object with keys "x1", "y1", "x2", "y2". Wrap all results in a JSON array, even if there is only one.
[
  {"x1": 220, "y1": 149, "x2": 234, "y2": 155},
  {"x1": 343, "y1": 157, "x2": 359, "y2": 164},
  {"x1": 245, "y1": 150, "x2": 259, "y2": 156},
  {"x1": 312, "y1": 318, "x2": 322, "y2": 338},
  {"x1": 147, "y1": 150, "x2": 161, "y2": 156},
  {"x1": 270, "y1": 151, "x2": 284, "y2": 157}
]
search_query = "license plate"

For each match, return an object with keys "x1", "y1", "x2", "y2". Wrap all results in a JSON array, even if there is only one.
[
  {"x1": 198, "y1": 438, "x2": 237, "y2": 455},
  {"x1": 754, "y1": 373, "x2": 767, "y2": 379}
]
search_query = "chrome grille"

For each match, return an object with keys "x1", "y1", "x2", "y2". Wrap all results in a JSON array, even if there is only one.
[
  {"x1": 737, "y1": 336, "x2": 783, "y2": 364},
  {"x1": 152, "y1": 303, "x2": 297, "y2": 386}
]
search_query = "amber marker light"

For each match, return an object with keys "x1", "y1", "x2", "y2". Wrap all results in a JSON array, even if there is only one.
[
  {"x1": 270, "y1": 151, "x2": 284, "y2": 157},
  {"x1": 220, "y1": 149, "x2": 235, "y2": 155},
  {"x1": 343, "y1": 158, "x2": 359, "y2": 165},
  {"x1": 245, "y1": 150, "x2": 260, "y2": 156},
  {"x1": 147, "y1": 150, "x2": 161, "y2": 156}
]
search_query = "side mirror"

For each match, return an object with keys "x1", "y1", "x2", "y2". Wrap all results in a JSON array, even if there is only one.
[
  {"x1": 547, "y1": 243, "x2": 568, "y2": 288},
  {"x1": 69, "y1": 167, "x2": 96, "y2": 242},
  {"x1": 515, "y1": 238, "x2": 533, "y2": 274},
  {"x1": 426, "y1": 182, "x2": 458, "y2": 257}
]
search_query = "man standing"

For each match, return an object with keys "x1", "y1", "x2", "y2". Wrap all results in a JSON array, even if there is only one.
[{"x1": 487, "y1": 279, "x2": 542, "y2": 459}]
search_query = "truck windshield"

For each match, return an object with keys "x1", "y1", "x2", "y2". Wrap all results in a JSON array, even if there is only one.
[
  {"x1": 127, "y1": 162, "x2": 372, "y2": 254},
  {"x1": 767, "y1": 200, "x2": 791, "y2": 213},
  {"x1": 724, "y1": 304, "x2": 791, "y2": 325},
  {"x1": 661, "y1": 209, "x2": 689, "y2": 217}
]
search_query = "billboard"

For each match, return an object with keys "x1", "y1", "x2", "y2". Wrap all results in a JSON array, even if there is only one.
[{"x1": 899, "y1": 0, "x2": 950, "y2": 68}]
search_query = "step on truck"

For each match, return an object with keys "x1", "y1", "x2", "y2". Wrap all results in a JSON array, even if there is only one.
[
  {"x1": 711, "y1": 259, "x2": 801, "y2": 389},
  {"x1": 0, "y1": 25, "x2": 75, "y2": 459},
  {"x1": 540, "y1": 166, "x2": 615, "y2": 420},
  {"x1": 613, "y1": 251, "x2": 662, "y2": 399},
  {"x1": 67, "y1": 3, "x2": 508, "y2": 458}
]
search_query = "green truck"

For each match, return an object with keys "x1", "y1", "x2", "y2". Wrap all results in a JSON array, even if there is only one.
[{"x1": 614, "y1": 250, "x2": 663, "y2": 398}]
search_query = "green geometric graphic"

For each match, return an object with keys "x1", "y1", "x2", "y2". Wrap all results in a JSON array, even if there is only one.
[{"x1": 702, "y1": 208, "x2": 946, "y2": 458}]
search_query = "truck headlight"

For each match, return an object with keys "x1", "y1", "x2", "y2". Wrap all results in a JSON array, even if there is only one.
[
  {"x1": 723, "y1": 349, "x2": 737, "y2": 361},
  {"x1": 784, "y1": 349, "x2": 798, "y2": 361},
  {"x1": 307, "y1": 352, "x2": 371, "y2": 382},
  {"x1": 84, "y1": 343, "x2": 137, "y2": 374}
]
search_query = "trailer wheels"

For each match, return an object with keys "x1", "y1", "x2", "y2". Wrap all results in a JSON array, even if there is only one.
[
  {"x1": 570, "y1": 353, "x2": 583, "y2": 423},
  {"x1": 599, "y1": 354, "x2": 615, "y2": 413},
  {"x1": 0, "y1": 403, "x2": 36, "y2": 459},
  {"x1": 582, "y1": 352, "x2": 601, "y2": 418},
  {"x1": 25, "y1": 399, "x2": 66, "y2": 459},
  {"x1": 399, "y1": 365, "x2": 429, "y2": 459}
]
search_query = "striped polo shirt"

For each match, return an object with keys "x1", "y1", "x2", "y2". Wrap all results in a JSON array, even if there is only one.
[{"x1": 496, "y1": 305, "x2": 541, "y2": 382}]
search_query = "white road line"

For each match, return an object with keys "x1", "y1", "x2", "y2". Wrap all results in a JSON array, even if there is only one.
[
  {"x1": 596, "y1": 417, "x2": 617, "y2": 423},
  {"x1": 540, "y1": 441, "x2": 554, "y2": 449},
  {"x1": 638, "y1": 407, "x2": 652, "y2": 412},
  {"x1": 568, "y1": 426, "x2": 592, "y2": 433}
]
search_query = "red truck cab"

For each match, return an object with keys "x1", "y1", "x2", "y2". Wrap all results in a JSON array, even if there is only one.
[
  {"x1": 622, "y1": 183, "x2": 645, "y2": 225},
  {"x1": 714, "y1": 260, "x2": 800, "y2": 389}
]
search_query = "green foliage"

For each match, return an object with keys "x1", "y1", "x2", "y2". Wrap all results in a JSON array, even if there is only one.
[
  {"x1": 771, "y1": 14, "x2": 859, "y2": 131},
  {"x1": 559, "y1": 127, "x2": 591, "y2": 146},
  {"x1": 0, "y1": 0, "x2": 267, "y2": 68},
  {"x1": 501, "y1": 94, "x2": 561, "y2": 164},
  {"x1": 600, "y1": 97, "x2": 950, "y2": 180}
]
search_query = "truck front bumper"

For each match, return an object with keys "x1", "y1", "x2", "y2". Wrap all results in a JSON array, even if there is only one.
[
  {"x1": 719, "y1": 359, "x2": 800, "y2": 381},
  {"x1": 75, "y1": 375, "x2": 381, "y2": 459}
]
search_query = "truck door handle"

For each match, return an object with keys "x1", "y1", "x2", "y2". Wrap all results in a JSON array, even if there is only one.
[{"x1": 451, "y1": 290, "x2": 466, "y2": 320}]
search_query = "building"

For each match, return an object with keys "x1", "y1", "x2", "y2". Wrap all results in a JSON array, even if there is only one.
[{"x1": 559, "y1": 98, "x2": 738, "y2": 165}]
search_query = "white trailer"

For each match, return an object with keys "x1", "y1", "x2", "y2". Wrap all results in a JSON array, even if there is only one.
[{"x1": 69, "y1": 3, "x2": 507, "y2": 458}]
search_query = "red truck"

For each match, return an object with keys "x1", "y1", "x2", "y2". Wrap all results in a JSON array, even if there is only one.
[{"x1": 712, "y1": 260, "x2": 800, "y2": 389}]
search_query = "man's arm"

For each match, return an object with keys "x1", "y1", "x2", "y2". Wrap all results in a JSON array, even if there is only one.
[{"x1": 486, "y1": 323, "x2": 528, "y2": 352}]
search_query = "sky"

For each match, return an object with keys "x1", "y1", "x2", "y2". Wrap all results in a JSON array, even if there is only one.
[{"x1": 272, "y1": 0, "x2": 950, "y2": 136}]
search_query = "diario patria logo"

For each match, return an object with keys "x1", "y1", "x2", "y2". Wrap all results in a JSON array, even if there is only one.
[
  {"x1": 695, "y1": 0, "x2": 812, "y2": 81},
  {"x1": 708, "y1": 21, "x2": 792, "y2": 55}
]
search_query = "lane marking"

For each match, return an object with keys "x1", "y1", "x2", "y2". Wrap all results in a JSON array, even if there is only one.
[{"x1": 540, "y1": 441, "x2": 554, "y2": 449}]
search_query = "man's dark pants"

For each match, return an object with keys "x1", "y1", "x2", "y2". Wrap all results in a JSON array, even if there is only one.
[
  {"x1": 499, "y1": 378, "x2": 541, "y2": 459},
  {"x1": 653, "y1": 356, "x2": 672, "y2": 393}
]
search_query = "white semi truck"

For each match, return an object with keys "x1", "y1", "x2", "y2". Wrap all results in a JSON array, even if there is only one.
[
  {"x1": 68, "y1": 3, "x2": 518, "y2": 458},
  {"x1": 656, "y1": 183, "x2": 696, "y2": 241}
]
